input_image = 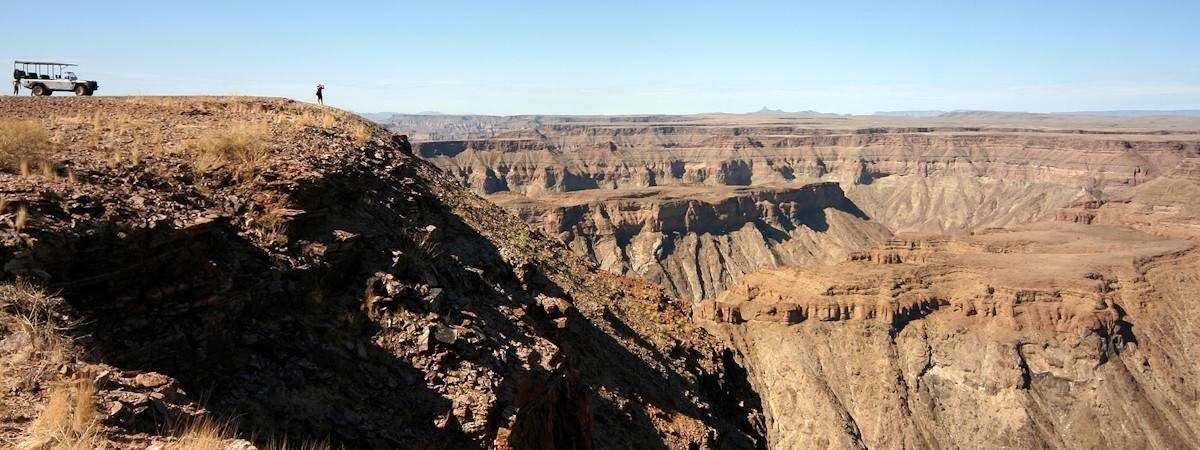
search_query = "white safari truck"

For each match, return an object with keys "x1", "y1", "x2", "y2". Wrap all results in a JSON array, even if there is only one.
[{"x1": 13, "y1": 61, "x2": 99, "y2": 96}]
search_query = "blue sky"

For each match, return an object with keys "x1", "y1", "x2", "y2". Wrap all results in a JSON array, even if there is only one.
[{"x1": 5, "y1": 0, "x2": 1199, "y2": 115}]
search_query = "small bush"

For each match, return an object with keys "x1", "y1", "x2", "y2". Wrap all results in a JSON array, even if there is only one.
[
  {"x1": 189, "y1": 124, "x2": 270, "y2": 182},
  {"x1": 0, "y1": 119, "x2": 53, "y2": 172}
]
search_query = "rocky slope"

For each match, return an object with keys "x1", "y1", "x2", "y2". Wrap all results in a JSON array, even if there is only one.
[{"x1": 0, "y1": 97, "x2": 765, "y2": 449}]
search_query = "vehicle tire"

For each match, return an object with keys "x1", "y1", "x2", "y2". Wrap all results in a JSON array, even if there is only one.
[
  {"x1": 31, "y1": 84, "x2": 46, "y2": 96},
  {"x1": 75, "y1": 85, "x2": 87, "y2": 96}
]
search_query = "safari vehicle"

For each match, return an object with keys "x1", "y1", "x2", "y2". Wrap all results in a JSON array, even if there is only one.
[{"x1": 13, "y1": 61, "x2": 100, "y2": 96}]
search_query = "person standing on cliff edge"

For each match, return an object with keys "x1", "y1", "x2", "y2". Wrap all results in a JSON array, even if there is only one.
[{"x1": 315, "y1": 83, "x2": 325, "y2": 105}]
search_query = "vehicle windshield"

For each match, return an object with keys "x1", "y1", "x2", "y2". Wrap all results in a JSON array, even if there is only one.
[{"x1": 64, "y1": 71, "x2": 77, "y2": 81}]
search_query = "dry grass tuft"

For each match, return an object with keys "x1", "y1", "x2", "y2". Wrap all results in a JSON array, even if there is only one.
[
  {"x1": 15, "y1": 204, "x2": 28, "y2": 231},
  {"x1": 83, "y1": 113, "x2": 172, "y2": 168},
  {"x1": 223, "y1": 97, "x2": 265, "y2": 116},
  {"x1": 21, "y1": 377, "x2": 102, "y2": 449},
  {"x1": 188, "y1": 124, "x2": 271, "y2": 182},
  {"x1": 263, "y1": 438, "x2": 334, "y2": 450},
  {"x1": 167, "y1": 416, "x2": 332, "y2": 450},
  {"x1": 169, "y1": 416, "x2": 236, "y2": 450},
  {"x1": 3, "y1": 284, "x2": 94, "y2": 447},
  {"x1": 39, "y1": 160, "x2": 58, "y2": 181},
  {"x1": 320, "y1": 113, "x2": 337, "y2": 129},
  {"x1": 0, "y1": 283, "x2": 75, "y2": 385},
  {"x1": 293, "y1": 109, "x2": 340, "y2": 130},
  {"x1": 252, "y1": 205, "x2": 290, "y2": 244},
  {"x1": 130, "y1": 147, "x2": 144, "y2": 166},
  {"x1": 0, "y1": 119, "x2": 53, "y2": 173},
  {"x1": 294, "y1": 111, "x2": 315, "y2": 128},
  {"x1": 124, "y1": 96, "x2": 195, "y2": 111},
  {"x1": 351, "y1": 121, "x2": 373, "y2": 144}
]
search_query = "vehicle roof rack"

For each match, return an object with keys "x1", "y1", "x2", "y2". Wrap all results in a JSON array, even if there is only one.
[{"x1": 14, "y1": 61, "x2": 78, "y2": 67}]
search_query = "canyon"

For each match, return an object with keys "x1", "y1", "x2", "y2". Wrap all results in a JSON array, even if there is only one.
[
  {"x1": 395, "y1": 112, "x2": 1200, "y2": 300},
  {"x1": 386, "y1": 111, "x2": 1200, "y2": 448},
  {"x1": 1, "y1": 98, "x2": 1197, "y2": 448}
]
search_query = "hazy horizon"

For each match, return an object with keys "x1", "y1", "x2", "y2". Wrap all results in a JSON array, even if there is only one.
[
  {"x1": 358, "y1": 108, "x2": 1200, "y2": 117},
  {"x1": 6, "y1": 0, "x2": 1199, "y2": 115}
]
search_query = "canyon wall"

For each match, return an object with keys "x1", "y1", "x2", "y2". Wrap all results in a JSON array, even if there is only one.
[
  {"x1": 394, "y1": 114, "x2": 1200, "y2": 301},
  {"x1": 697, "y1": 223, "x2": 1200, "y2": 448},
  {"x1": 500, "y1": 183, "x2": 890, "y2": 301}
]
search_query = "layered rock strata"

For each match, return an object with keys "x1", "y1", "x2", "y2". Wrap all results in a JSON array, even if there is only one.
[
  {"x1": 698, "y1": 222, "x2": 1200, "y2": 448},
  {"x1": 404, "y1": 115, "x2": 1200, "y2": 234},
  {"x1": 498, "y1": 183, "x2": 890, "y2": 301},
  {"x1": 396, "y1": 114, "x2": 1200, "y2": 304}
]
